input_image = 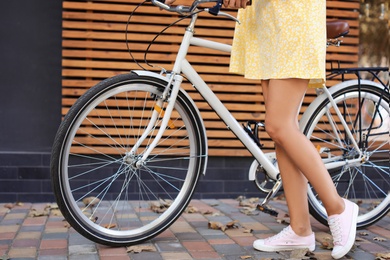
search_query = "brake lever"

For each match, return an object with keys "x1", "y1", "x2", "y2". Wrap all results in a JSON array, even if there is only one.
[{"x1": 217, "y1": 10, "x2": 240, "y2": 23}]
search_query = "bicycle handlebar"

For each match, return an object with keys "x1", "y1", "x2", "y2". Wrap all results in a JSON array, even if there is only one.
[{"x1": 150, "y1": 0, "x2": 239, "y2": 22}]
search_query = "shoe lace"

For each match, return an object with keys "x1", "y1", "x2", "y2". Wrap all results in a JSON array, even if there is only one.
[
  {"x1": 328, "y1": 217, "x2": 342, "y2": 245},
  {"x1": 267, "y1": 226, "x2": 292, "y2": 242}
]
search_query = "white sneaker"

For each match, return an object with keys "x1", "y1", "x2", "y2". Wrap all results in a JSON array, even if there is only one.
[
  {"x1": 253, "y1": 225, "x2": 315, "y2": 252},
  {"x1": 328, "y1": 198, "x2": 359, "y2": 259}
]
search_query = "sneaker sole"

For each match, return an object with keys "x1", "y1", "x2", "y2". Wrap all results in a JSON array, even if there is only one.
[
  {"x1": 331, "y1": 203, "x2": 359, "y2": 259},
  {"x1": 253, "y1": 244, "x2": 316, "y2": 252}
]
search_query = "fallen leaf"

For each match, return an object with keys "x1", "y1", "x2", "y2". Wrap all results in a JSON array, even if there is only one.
[
  {"x1": 238, "y1": 197, "x2": 259, "y2": 208},
  {"x1": 29, "y1": 208, "x2": 50, "y2": 217},
  {"x1": 373, "y1": 236, "x2": 387, "y2": 242},
  {"x1": 226, "y1": 220, "x2": 239, "y2": 229},
  {"x1": 104, "y1": 223, "x2": 117, "y2": 229},
  {"x1": 4, "y1": 203, "x2": 14, "y2": 209},
  {"x1": 359, "y1": 232, "x2": 369, "y2": 236},
  {"x1": 208, "y1": 221, "x2": 226, "y2": 231},
  {"x1": 236, "y1": 196, "x2": 246, "y2": 202},
  {"x1": 240, "y1": 207, "x2": 259, "y2": 216},
  {"x1": 274, "y1": 193, "x2": 285, "y2": 200},
  {"x1": 16, "y1": 202, "x2": 24, "y2": 206},
  {"x1": 276, "y1": 218, "x2": 290, "y2": 225},
  {"x1": 376, "y1": 252, "x2": 390, "y2": 260},
  {"x1": 51, "y1": 209, "x2": 63, "y2": 217},
  {"x1": 320, "y1": 241, "x2": 334, "y2": 250},
  {"x1": 290, "y1": 248, "x2": 312, "y2": 259},
  {"x1": 82, "y1": 197, "x2": 101, "y2": 207},
  {"x1": 240, "y1": 256, "x2": 252, "y2": 259},
  {"x1": 64, "y1": 221, "x2": 71, "y2": 228},
  {"x1": 185, "y1": 205, "x2": 198, "y2": 213},
  {"x1": 243, "y1": 228, "x2": 253, "y2": 233},
  {"x1": 126, "y1": 245, "x2": 156, "y2": 253},
  {"x1": 316, "y1": 232, "x2": 334, "y2": 250},
  {"x1": 46, "y1": 203, "x2": 59, "y2": 209}
]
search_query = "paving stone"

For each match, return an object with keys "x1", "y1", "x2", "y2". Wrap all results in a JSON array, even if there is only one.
[
  {"x1": 129, "y1": 251, "x2": 164, "y2": 260},
  {"x1": 69, "y1": 244, "x2": 97, "y2": 255},
  {"x1": 0, "y1": 199, "x2": 388, "y2": 259},
  {"x1": 42, "y1": 232, "x2": 68, "y2": 240},
  {"x1": 160, "y1": 252, "x2": 193, "y2": 259},
  {"x1": 155, "y1": 241, "x2": 186, "y2": 252},
  {"x1": 175, "y1": 232, "x2": 205, "y2": 241},
  {"x1": 212, "y1": 243, "x2": 247, "y2": 255}
]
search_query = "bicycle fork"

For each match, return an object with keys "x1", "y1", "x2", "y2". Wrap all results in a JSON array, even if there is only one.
[{"x1": 128, "y1": 73, "x2": 183, "y2": 168}]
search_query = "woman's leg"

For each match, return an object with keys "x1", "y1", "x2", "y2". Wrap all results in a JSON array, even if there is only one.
[
  {"x1": 262, "y1": 80, "x2": 312, "y2": 236},
  {"x1": 264, "y1": 79, "x2": 344, "y2": 217}
]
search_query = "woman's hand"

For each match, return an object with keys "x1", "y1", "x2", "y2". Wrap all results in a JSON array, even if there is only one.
[{"x1": 223, "y1": 0, "x2": 249, "y2": 9}]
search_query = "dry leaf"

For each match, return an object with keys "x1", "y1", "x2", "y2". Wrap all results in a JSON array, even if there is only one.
[
  {"x1": 202, "y1": 210, "x2": 213, "y2": 215},
  {"x1": 376, "y1": 252, "x2": 390, "y2": 260},
  {"x1": 320, "y1": 241, "x2": 334, "y2": 250},
  {"x1": 316, "y1": 232, "x2": 334, "y2": 250},
  {"x1": 243, "y1": 229, "x2": 253, "y2": 233},
  {"x1": 126, "y1": 245, "x2": 156, "y2": 253},
  {"x1": 236, "y1": 196, "x2": 246, "y2": 202},
  {"x1": 4, "y1": 203, "x2": 14, "y2": 209},
  {"x1": 238, "y1": 197, "x2": 259, "y2": 208},
  {"x1": 29, "y1": 208, "x2": 50, "y2": 217},
  {"x1": 359, "y1": 232, "x2": 369, "y2": 236},
  {"x1": 150, "y1": 199, "x2": 173, "y2": 213},
  {"x1": 226, "y1": 220, "x2": 239, "y2": 229},
  {"x1": 208, "y1": 221, "x2": 226, "y2": 231},
  {"x1": 51, "y1": 209, "x2": 62, "y2": 216},
  {"x1": 240, "y1": 256, "x2": 252, "y2": 259},
  {"x1": 63, "y1": 221, "x2": 71, "y2": 228},
  {"x1": 46, "y1": 203, "x2": 59, "y2": 209},
  {"x1": 276, "y1": 218, "x2": 290, "y2": 225},
  {"x1": 104, "y1": 223, "x2": 117, "y2": 229},
  {"x1": 16, "y1": 202, "x2": 24, "y2": 206},
  {"x1": 373, "y1": 236, "x2": 387, "y2": 242},
  {"x1": 290, "y1": 248, "x2": 312, "y2": 259},
  {"x1": 274, "y1": 193, "x2": 285, "y2": 200},
  {"x1": 82, "y1": 197, "x2": 100, "y2": 207},
  {"x1": 240, "y1": 207, "x2": 259, "y2": 216},
  {"x1": 185, "y1": 205, "x2": 198, "y2": 213}
]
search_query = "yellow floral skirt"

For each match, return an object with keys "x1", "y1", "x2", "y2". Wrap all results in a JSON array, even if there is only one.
[{"x1": 229, "y1": 0, "x2": 326, "y2": 88}]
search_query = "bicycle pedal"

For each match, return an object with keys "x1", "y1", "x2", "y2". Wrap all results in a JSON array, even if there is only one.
[{"x1": 256, "y1": 204, "x2": 278, "y2": 217}]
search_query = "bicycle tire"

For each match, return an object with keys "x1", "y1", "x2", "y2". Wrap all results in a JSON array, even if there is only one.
[
  {"x1": 51, "y1": 72, "x2": 207, "y2": 246},
  {"x1": 302, "y1": 82, "x2": 389, "y2": 229}
]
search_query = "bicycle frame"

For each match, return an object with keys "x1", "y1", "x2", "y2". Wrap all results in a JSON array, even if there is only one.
[{"x1": 131, "y1": 11, "x2": 364, "y2": 180}]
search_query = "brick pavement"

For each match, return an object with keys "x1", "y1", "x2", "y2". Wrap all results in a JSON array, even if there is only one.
[{"x1": 0, "y1": 199, "x2": 389, "y2": 260}]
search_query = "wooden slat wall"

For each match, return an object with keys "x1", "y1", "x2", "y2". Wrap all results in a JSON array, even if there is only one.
[{"x1": 62, "y1": 0, "x2": 360, "y2": 156}]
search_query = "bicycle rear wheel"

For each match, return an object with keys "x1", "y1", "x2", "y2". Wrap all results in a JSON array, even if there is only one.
[
  {"x1": 302, "y1": 83, "x2": 389, "y2": 228},
  {"x1": 51, "y1": 73, "x2": 207, "y2": 246}
]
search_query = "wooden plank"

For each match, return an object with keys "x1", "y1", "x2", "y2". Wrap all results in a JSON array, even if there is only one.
[{"x1": 61, "y1": 0, "x2": 360, "y2": 157}]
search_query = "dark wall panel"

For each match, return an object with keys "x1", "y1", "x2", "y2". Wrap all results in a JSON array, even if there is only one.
[{"x1": 0, "y1": 0, "x2": 62, "y2": 152}]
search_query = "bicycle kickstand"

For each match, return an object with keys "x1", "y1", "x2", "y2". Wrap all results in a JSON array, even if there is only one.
[{"x1": 256, "y1": 178, "x2": 282, "y2": 217}]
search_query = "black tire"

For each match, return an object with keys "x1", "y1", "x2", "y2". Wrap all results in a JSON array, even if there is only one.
[
  {"x1": 303, "y1": 83, "x2": 389, "y2": 229},
  {"x1": 51, "y1": 73, "x2": 207, "y2": 246}
]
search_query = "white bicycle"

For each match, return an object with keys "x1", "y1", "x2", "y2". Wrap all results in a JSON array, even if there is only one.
[{"x1": 51, "y1": 0, "x2": 389, "y2": 246}]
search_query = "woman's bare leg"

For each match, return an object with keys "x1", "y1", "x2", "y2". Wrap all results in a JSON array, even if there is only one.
[
  {"x1": 262, "y1": 80, "x2": 312, "y2": 236},
  {"x1": 262, "y1": 79, "x2": 344, "y2": 235}
]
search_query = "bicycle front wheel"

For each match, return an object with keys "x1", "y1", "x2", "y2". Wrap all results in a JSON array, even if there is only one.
[
  {"x1": 303, "y1": 83, "x2": 389, "y2": 228},
  {"x1": 51, "y1": 73, "x2": 207, "y2": 246}
]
